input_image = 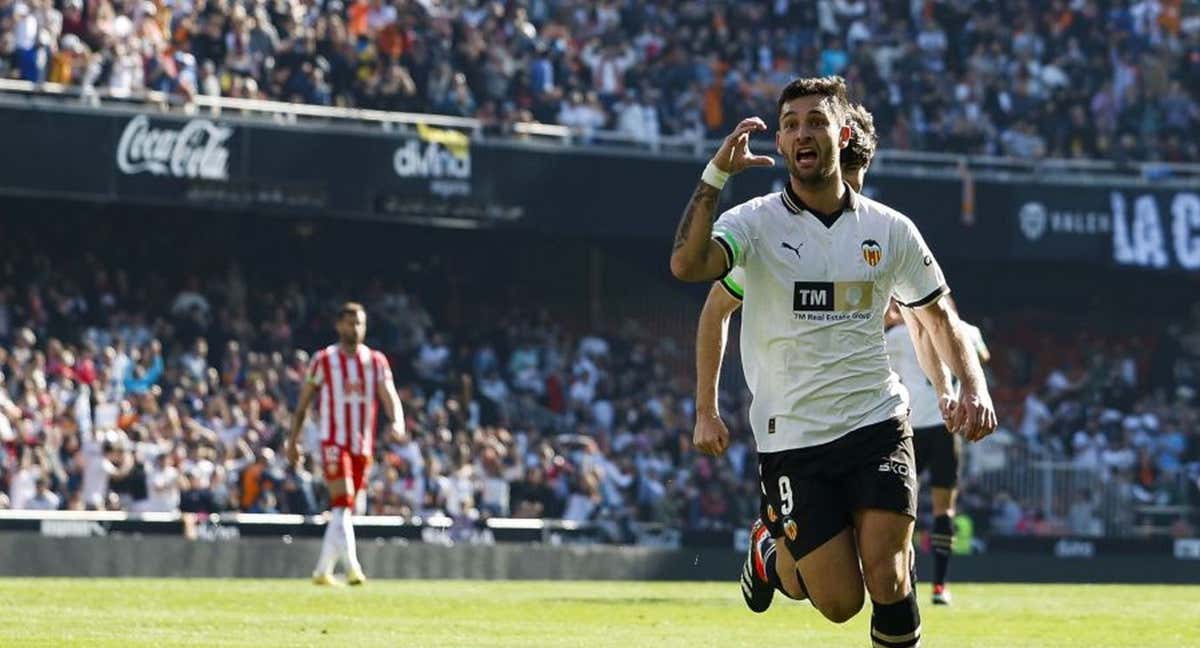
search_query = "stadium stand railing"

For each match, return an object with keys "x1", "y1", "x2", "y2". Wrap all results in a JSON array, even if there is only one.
[{"x1": 4, "y1": 78, "x2": 1200, "y2": 186}]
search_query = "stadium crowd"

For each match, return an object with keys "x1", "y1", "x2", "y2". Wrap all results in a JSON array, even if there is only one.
[
  {"x1": 0, "y1": 220, "x2": 1197, "y2": 541},
  {"x1": 2, "y1": 0, "x2": 1199, "y2": 162}
]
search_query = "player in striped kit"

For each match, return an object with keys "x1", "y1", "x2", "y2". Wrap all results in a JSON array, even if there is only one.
[{"x1": 286, "y1": 302, "x2": 405, "y2": 586}]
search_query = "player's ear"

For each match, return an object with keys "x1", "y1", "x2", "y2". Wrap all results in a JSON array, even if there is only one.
[
  {"x1": 775, "y1": 129, "x2": 782, "y2": 156},
  {"x1": 839, "y1": 124, "x2": 851, "y2": 149}
]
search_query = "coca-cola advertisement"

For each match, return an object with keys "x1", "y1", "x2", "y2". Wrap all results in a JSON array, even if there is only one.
[{"x1": 115, "y1": 115, "x2": 234, "y2": 181}]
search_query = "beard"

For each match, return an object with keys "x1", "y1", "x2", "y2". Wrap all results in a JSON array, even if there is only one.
[{"x1": 786, "y1": 146, "x2": 840, "y2": 189}]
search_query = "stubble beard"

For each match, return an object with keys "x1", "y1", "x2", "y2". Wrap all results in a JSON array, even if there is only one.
[{"x1": 788, "y1": 152, "x2": 840, "y2": 190}]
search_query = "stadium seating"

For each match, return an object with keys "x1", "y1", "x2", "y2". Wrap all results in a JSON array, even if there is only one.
[
  {"x1": 2, "y1": 0, "x2": 1198, "y2": 161},
  {"x1": 0, "y1": 214, "x2": 1196, "y2": 540}
]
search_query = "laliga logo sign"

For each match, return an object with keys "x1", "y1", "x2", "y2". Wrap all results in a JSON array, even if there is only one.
[{"x1": 116, "y1": 114, "x2": 233, "y2": 180}]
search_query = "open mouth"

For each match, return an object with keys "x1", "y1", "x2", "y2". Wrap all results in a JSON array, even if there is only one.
[{"x1": 795, "y1": 147, "x2": 817, "y2": 167}]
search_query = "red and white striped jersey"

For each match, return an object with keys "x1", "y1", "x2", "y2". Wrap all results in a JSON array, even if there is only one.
[{"x1": 306, "y1": 344, "x2": 394, "y2": 456}]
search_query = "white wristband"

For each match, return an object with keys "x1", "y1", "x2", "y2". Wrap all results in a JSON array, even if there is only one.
[{"x1": 701, "y1": 161, "x2": 730, "y2": 189}]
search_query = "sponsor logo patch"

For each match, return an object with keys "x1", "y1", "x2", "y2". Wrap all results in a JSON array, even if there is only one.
[{"x1": 792, "y1": 281, "x2": 874, "y2": 313}]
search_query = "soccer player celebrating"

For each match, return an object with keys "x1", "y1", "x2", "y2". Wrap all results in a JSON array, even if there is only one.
[
  {"x1": 286, "y1": 302, "x2": 405, "y2": 586},
  {"x1": 885, "y1": 297, "x2": 990, "y2": 605},
  {"x1": 694, "y1": 103, "x2": 884, "y2": 609},
  {"x1": 670, "y1": 76, "x2": 995, "y2": 647}
]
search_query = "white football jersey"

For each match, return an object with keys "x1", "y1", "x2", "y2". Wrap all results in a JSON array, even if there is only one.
[
  {"x1": 884, "y1": 322, "x2": 944, "y2": 429},
  {"x1": 712, "y1": 185, "x2": 946, "y2": 453}
]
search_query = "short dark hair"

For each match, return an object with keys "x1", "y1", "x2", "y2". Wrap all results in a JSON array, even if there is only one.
[
  {"x1": 338, "y1": 302, "x2": 365, "y2": 320},
  {"x1": 842, "y1": 103, "x2": 877, "y2": 171},
  {"x1": 776, "y1": 75, "x2": 850, "y2": 124}
]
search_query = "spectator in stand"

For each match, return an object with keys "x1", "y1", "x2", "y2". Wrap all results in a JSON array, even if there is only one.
[
  {"x1": 4, "y1": 0, "x2": 1198, "y2": 161},
  {"x1": 0, "y1": 222, "x2": 1197, "y2": 540}
]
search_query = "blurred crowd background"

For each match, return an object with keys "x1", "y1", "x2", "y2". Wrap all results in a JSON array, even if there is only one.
[
  {"x1": 3, "y1": 0, "x2": 1199, "y2": 161},
  {"x1": 0, "y1": 213, "x2": 1197, "y2": 543}
]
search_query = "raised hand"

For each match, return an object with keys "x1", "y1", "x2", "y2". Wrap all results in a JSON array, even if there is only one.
[{"x1": 711, "y1": 117, "x2": 776, "y2": 175}]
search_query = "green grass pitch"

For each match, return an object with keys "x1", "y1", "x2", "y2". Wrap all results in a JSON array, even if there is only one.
[{"x1": 1, "y1": 579, "x2": 1196, "y2": 647}]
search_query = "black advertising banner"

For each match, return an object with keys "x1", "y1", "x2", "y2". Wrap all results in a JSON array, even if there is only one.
[
  {"x1": 0, "y1": 104, "x2": 1196, "y2": 273},
  {"x1": 1, "y1": 107, "x2": 114, "y2": 196},
  {"x1": 992, "y1": 183, "x2": 1200, "y2": 273}
]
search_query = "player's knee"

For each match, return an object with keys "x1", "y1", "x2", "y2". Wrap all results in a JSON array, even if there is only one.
[
  {"x1": 781, "y1": 581, "x2": 808, "y2": 601},
  {"x1": 814, "y1": 589, "x2": 864, "y2": 624},
  {"x1": 862, "y1": 553, "x2": 908, "y2": 602}
]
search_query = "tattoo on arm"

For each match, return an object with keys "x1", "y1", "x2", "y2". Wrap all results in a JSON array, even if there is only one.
[{"x1": 673, "y1": 181, "x2": 721, "y2": 252}]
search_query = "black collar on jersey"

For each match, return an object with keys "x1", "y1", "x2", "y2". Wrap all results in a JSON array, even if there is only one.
[{"x1": 781, "y1": 181, "x2": 859, "y2": 228}]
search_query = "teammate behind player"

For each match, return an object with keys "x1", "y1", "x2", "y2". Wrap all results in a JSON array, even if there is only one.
[
  {"x1": 670, "y1": 76, "x2": 996, "y2": 647},
  {"x1": 286, "y1": 302, "x2": 405, "y2": 586},
  {"x1": 885, "y1": 297, "x2": 990, "y2": 605},
  {"x1": 693, "y1": 103, "x2": 878, "y2": 610}
]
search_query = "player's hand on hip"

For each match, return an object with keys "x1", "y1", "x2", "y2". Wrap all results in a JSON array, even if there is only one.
[
  {"x1": 693, "y1": 413, "x2": 730, "y2": 456},
  {"x1": 951, "y1": 389, "x2": 997, "y2": 442},
  {"x1": 711, "y1": 117, "x2": 775, "y2": 175}
]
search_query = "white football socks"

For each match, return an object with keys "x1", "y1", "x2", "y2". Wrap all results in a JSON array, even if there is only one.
[
  {"x1": 336, "y1": 506, "x2": 361, "y2": 572},
  {"x1": 314, "y1": 507, "x2": 342, "y2": 576}
]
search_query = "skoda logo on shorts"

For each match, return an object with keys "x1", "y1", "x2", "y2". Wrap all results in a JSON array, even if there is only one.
[{"x1": 783, "y1": 518, "x2": 798, "y2": 542}]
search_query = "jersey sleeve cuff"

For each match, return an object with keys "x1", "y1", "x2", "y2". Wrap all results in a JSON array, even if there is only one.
[
  {"x1": 720, "y1": 274, "x2": 744, "y2": 300},
  {"x1": 713, "y1": 235, "x2": 736, "y2": 276},
  {"x1": 902, "y1": 284, "x2": 949, "y2": 309}
]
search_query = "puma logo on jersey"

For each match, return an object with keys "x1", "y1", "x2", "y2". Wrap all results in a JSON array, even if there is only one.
[{"x1": 780, "y1": 241, "x2": 803, "y2": 261}]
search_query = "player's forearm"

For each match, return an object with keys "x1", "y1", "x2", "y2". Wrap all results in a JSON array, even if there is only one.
[
  {"x1": 288, "y1": 391, "x2": 312, "y2": 442},
  {"x1": 670, "y1": 181, "x2": 723, "y2": 281},
  {"x1": 695, "y1": 308, "x2": 730, "y2": 416},
  {"x1": 923, "y1": 308, "x2": 987, "y2": 396},
  {"x1": 387, "y1": 391, "x2": 405, "y2": 430},
  {"x1": 903, "y1": 309, "x2": 953, "y2": 396}
]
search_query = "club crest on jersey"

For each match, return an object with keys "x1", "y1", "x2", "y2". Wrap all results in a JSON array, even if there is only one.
[
  {"x1": 767, "y1": 505, "x2": 778, "y2": 523},
  {"x1": 861, "y1": 239, "x2": 883, "y2": 267},
  {"x1": 783, "y1": 519, "x2": 798, "y2": 542}
]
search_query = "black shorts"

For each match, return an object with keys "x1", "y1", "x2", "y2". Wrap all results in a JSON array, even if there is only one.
[
  {"x1": 913, "y1": 423, "x2": 961, "y2": 489},
  {"x1": 758, "y1": 417, "x2": 917, "y2": 560}
]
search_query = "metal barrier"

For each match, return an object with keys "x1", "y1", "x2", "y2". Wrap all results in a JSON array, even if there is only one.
[
  {"x1": 4, "y1": 78, "x2": 1199, "y2": 185},
  {"x1": 968, "y1": 451, "x2": 1198, "y2": 538}
]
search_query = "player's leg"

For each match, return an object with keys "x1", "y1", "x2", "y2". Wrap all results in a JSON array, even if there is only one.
[
  {"x1": 793, "y1": 528, "x2": 864, "y2": 623},
  {"x1": 742, "y1": 486, "x2": 813, "y2": 611},
  {"x1": 772, "y1": 534, "x2": 809, "y2": 601},
  {"x1": 313, "y1": 444, "x2": 353, "y2": 585},
  {"x1": 745, "y1": 454, "x2": 860, "y2": 617},
  {"x1": 929, "y1": 427, "x2": 961, "y2": 604},
  {"x1": 342, "y1": 453, "x2": 371, "y2": 585},
  {"x1": 856, "y1": 508, "x2": 920, "y2": 647},
  {"x1": 849, "y1": 420, "x2": 922, "y2": 648},
  {"x1": 771, "y1": 457, "x2": 865, "y2": 622}
]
